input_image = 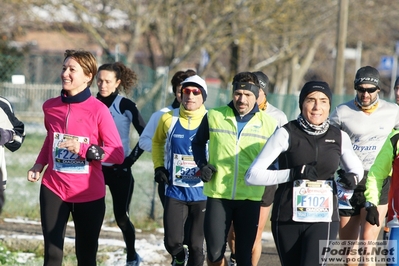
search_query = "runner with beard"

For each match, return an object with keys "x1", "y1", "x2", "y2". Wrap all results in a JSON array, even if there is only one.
[{"x1": 330, "y1": 66, "x2": 399, "y2": 265}]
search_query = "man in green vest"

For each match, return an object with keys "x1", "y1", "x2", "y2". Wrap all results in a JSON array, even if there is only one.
[{"x1": 192, "y1": 72, "x2": 277, "y2": 266}]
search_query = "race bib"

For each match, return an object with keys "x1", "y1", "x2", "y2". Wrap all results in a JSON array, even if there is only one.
[
  {"x1": 293, "y1": 179, "x2": 333, "y2": 222},
  {"x1": 53, "y1": 132, "x2": 89, "y2": 174},
  {"x1": 172, "y1": 153, "x2": 203, "y2": 188}
]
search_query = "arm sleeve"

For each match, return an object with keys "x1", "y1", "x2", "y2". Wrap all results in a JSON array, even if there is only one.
[
  {"x1": 35, "y1": 133, "x2": 50, "y2": 166},
  {"x1": 139, "y1": 110, "x2": 165, "y2": 152},
  {"x1": 364, "y1": 131, "x2": 397, "y2": 205},
  {"x1": 81, "y1": 104, "x2": 124, "y2": 164},
  {"x1": 394, "y1": 105, "x2": 399, "y2": 130},
  {"x1": 245, "y1": 127, "x2": 291, "y2": 186},
  {"x1": 192, "y1": 115, "x2": 210, "y2": 167},
  {"x1": 35, "y1": 107, "x2": 51, "y2": 166},
  {"x1": 339, "y1": 130, "x2": 364, "y2": 182},
  {"x1": 124, "y1": 99, "x2": 146, "y2": 161},
  {"x1": 152, "y1": 112, "x2": 171, "y2": 169},
  {"x1": 0, "y1": 97, "x2": 25, "y2": 152},
  {"x1": 329, "y1": 107, "x2": 341, "y2": 128}
]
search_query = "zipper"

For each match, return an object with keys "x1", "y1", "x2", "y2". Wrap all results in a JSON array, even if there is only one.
[
  {"x1": 65, "y1": 104, "x2": 71, "y2": 133},
  {"x1": 187, "y1": 116, "x2": 191, "y2": 130},
  {"x1": 232, "y1": 127, "x2": 241, "y2": 200}
]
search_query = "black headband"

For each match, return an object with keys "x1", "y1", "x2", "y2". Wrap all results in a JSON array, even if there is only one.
[{"x1": 232, "y1": 82, "x2": 259, "y2": 99}]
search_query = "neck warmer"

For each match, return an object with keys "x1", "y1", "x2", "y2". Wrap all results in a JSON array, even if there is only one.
[
  {"x1": 61, "y1": 87, "x2": 92, "y2": 104},
  {"x1": 354, "y1": 94, "x2": 379, "y2": 114},
  {"x1": 297, "y1": 114, "x2": 330, "y2": 136},
  {"x1": 96, "y1": 91, "x2": 118, "y2": 108},
  {"x1": 171, "y1": 98, "x2": 180, "y2": 109},
  {"x1": 258, "y1": 98, "x2": 267, "y2": 111},
  {"x1": 228, "y1": 101, "x2": 259, "y2": 123}
]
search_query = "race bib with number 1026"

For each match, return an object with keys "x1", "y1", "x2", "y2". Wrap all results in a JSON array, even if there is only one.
[{"x1": 292, "y1": 179, "x2": 333, "y2": 222}]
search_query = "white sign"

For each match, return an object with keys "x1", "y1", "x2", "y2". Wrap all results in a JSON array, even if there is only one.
[{"x1": 11, "y1": 75, "x2": 25, "y2": 84}]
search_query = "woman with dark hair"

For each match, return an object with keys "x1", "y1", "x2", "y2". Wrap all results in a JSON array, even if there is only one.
[
  {"x1": 27, "y1": 50, "x2": 124, "y2": 266},
  {"x1": 96, "y1": 62, "x2": 147, "y2": 266},
  {"x1": 246, "y1": 81, "x2": 364, "y2": 266}
]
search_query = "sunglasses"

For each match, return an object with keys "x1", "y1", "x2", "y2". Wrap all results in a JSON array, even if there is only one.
[
  {"x1": 182, "y1": 87, "x2": 202, "y2": 96},
  {"x1": 355, "y1": 86, "x2": 379, "y2": 94}
]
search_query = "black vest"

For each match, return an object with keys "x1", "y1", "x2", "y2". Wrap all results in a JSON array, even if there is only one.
[{"x1": 272, "y1": 120, "x2": 342, "y2": 222}]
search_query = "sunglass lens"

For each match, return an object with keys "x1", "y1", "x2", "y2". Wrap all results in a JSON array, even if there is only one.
[
  {"x1": 183, "y1": 88, "x2": 201, "y2": 95},
  {"x1": 356, "y1": 87, "x2": 378, "y2": 93}
]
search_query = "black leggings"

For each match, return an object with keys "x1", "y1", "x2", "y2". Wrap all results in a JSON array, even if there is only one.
[
  {"x1": 40, "y1": 184, "x2": 105, "y2": 266},
  {"x1": 204, "y1": 197, "x2": 260, "y2": 265},
  {"x1": 164, "y1": 196, "x2": 206, "y2": 266},
  {"x1": 272, "y1": 220, "x2": 339, "y2": 266},
  {"x1": 103, "y1": 166, "x2": 137, "y2": 261}
]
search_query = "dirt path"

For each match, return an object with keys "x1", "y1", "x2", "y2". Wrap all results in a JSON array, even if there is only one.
[{"x1": 0, "y1": 218, "x2": 281, "y2": 266}]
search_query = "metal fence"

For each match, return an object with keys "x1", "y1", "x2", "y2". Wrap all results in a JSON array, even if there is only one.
[
  {"x1": 0, "y1": 81, "x2": 361, "y2": 125},
  {"x1": 0, "y1": 53, "x2": 363, "y2": 122}
]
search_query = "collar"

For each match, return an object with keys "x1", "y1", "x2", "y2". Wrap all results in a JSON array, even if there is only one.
[
  {"x1": 171, "y1": 98, "x2": 180, "y2": 108},
  {"x1": 61, "y1": 87, "x2": 92, "y2": 104},
  {"x1": 179, "y1": 104, "x2": 207, "y2": 120},
  {"x1": 96, "y1": 91, "x2": 119, "y2": 108},
  {"x1": 228, "y1": 101, "x2": 259, "y2": 122},
  {"x1": 258, "y1": 98, "x2": 267, "y2": 111},
  {"x1": 354, "y1": 94, "x2": 379, "y2": 114}
]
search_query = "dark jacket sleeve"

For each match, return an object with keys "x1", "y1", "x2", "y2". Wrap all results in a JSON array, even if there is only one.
[
  {"x1": 121, "y1": 98, "x2": 146, "y2": 162},
  {"x1": 192, "y1": 114, "x2": 209, "y2": 167},
  {"x1": 0, "y1": 97, "x2": 25, "y2": 152}
]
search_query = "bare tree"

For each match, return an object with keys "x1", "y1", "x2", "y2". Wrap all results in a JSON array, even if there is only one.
[{"x1": 8, "y1": 0, "x2": 399, "y2": 101}]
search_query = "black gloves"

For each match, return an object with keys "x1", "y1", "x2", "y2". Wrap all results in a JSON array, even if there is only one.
[
  {"x1": 200, "y1": 164, "x2": 217, "y2": 182},
  {"x1": 336, "y1": 169, "x2": 358, "y2": 190},
  {"x1": 154, "y1": 167, "x2": 169, "y2": 185},
  {"x1": 365, "y1": 204, "x2": 380, "y2": 226},
  {"x1": 290, "y1": 163, "x2": 318, "y2": 181},
  {"x1": 0, "y1": 128, "x2": 14, "y2": 146},
  {"x1": 116, "y1": 157, "x2": 135, "y2": 176},
  {"x1": 86, "y1": 145, "x2": 105, "y2": 161}
]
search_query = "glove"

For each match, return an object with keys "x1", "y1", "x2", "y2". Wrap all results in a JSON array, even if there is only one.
[
  {"x1": 154, "y1": 167, "x2": 169, "y2": 185},
  {"x1": 336, "y1": 169, "x2": 358, "y2": 190},
  {"x1": 0, "y1": 128, "x2": 13, "y2": 145},
  {"x1": 86, "y1": 145, "x2": 105, "y2": 161},
  {"x1": 116, "y1": 157, "x2": 135, "y2": 176},
  {"x1": 290, "y1": 163, "x2": 318, "y2": 181},
  {"x1": 200, "y1": 164, "x2": 217, "y2": 182},
  {"x1": 365, "y1": 205, "x2": 380, "y2": 226}
]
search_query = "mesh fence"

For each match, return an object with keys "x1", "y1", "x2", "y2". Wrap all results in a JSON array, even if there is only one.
[
  {"x1": 0, "y1": 53, "x2": 368, "y2": 222},
  {"x1": 0, "y1": 53, "x2": 361, "y2": 121}
]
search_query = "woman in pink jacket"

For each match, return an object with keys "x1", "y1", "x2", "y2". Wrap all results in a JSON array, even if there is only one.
[{"x1": 27, "y1": 50, "x2": 124, "y2": 266}]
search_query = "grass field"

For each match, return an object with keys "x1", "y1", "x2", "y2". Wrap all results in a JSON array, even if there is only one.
[{"x1": 3, "y1": 126, "x2": 164, "y2": 230}]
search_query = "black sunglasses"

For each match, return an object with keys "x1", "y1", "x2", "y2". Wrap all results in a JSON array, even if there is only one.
[{"x1": 355, "y1": 86, "x2": 379, "y2": 94}]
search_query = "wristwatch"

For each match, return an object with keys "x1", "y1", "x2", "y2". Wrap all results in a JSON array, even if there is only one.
[{"x1": 364, "y1": 201, "x2": 376, "y2": 209}]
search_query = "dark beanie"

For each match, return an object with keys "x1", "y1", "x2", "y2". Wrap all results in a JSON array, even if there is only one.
[
  {"x1": 299, "y1": 81, "x2": 332, "y2": 110},
  {"x1": 253, "y1": 71, "x2": 269, "y2": 94},
  {"x1": 354, "y1": 66, "x2": 380, "y2": 89},
  {"x1": 232, "y1": 82, "x2": 260, "y2": 99},
  {"x1": 395, "y1": 77, "x2": 399, "y2": 88}
]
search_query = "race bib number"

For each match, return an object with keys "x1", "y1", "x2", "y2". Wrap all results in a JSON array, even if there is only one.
[
  {"x1": 53, "y1": 132, "x2": 89, "y2": 174},
  {"x1": 172, "y1": 153, "x2": 203, "y2": 188},
  {"x1": 293, "y1": 179, "x2": 333, "y2": 222}
]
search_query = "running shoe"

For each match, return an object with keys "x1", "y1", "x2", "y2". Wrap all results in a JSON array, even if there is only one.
[
  {"x1": 172, "y1": 245, "x2": 189, "y2": 266},
  {"x1": 126, "y1": 253, "x2": 141, "y2": 266}
]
